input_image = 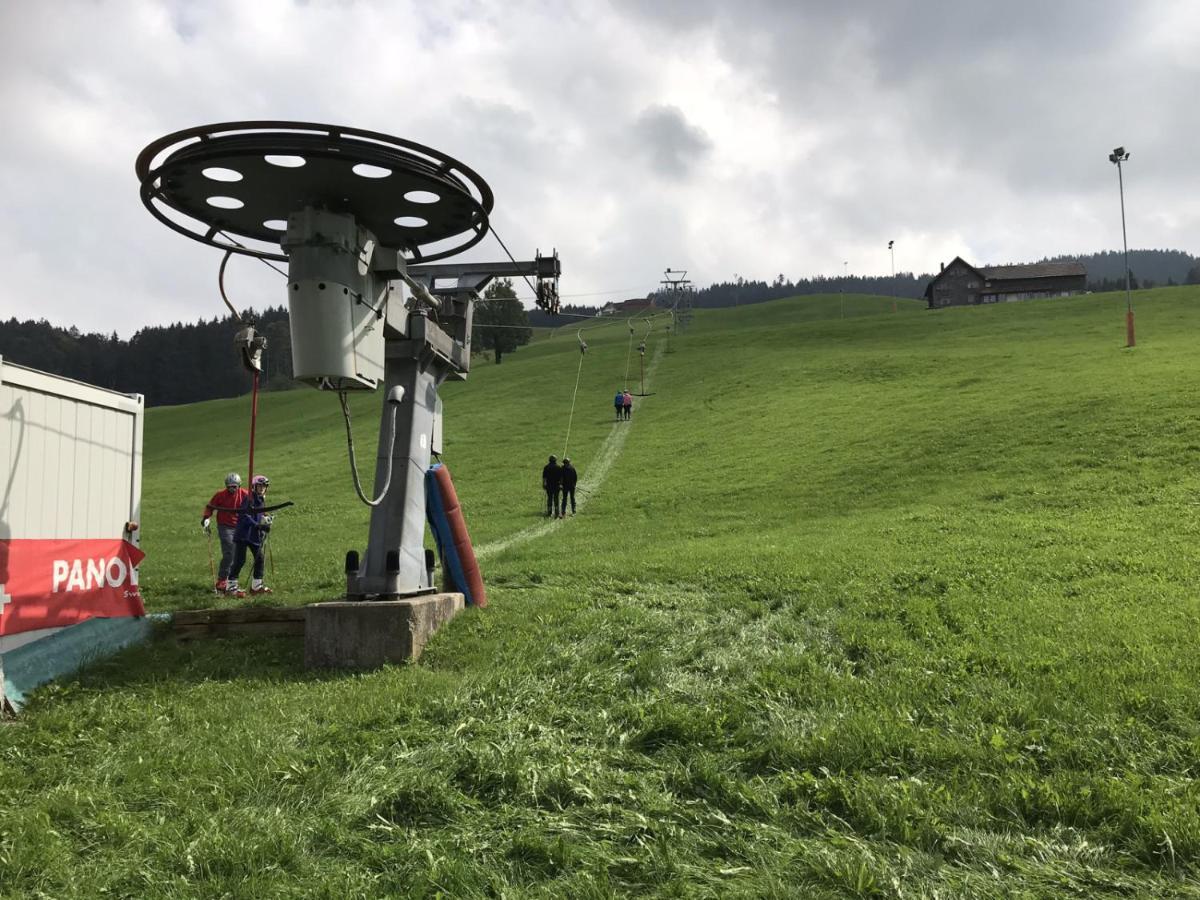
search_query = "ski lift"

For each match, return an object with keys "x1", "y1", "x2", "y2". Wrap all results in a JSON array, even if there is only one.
[
  {"x1": 535, "y1": 248, "x2": 560, "y2": 314},
  {"x1": 234, "y1": 324, "x2": 267, "y2": 373}
]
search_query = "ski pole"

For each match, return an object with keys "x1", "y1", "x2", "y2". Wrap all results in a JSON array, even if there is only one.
[
  {"x1": 205, "y1": 526, "x2": 216, "y2": 582},
  {"x1": 266, "y1": 533, "x2": 275, "y2": 578}
]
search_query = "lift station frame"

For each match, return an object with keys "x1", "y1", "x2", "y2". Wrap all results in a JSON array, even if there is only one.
[{"x1": 137, "y1": 121, "x2": 559, "y2": 599}]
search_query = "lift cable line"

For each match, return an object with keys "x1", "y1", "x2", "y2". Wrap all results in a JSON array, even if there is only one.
[
  {"x1": 490, "y1": 225, "x2": 540, "y2": 299},
  {"x1": 489, "y1": 224, "x2": 560, "y2": 313},
  {"x1": 217, "y1": 250, "x2": 246, "y2": 322},
  {"x1": 561, "y1": 331, "x2": 588, "y2": 459},
  {"x1": 623, "y1": 320, "x2": 637, "y2": 388},
  {"x1": 476, "y1": 284, "x2": 661, "y2": 303},
  {"x1": 217, "y1": 247, "x2": 270, "y2": 481},
  {"x1": 475, "y1": 282, "x2": 662, "y2": 307},
  {"x1": 216, "y1": 230, "x2": 289, "y2": 279}
]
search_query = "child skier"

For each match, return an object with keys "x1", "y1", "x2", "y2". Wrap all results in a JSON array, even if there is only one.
[{"x1": 227, "y1": 474, "x2": 274, "y2": 597}]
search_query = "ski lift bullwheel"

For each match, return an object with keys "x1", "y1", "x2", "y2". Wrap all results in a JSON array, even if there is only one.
[{"x1": 135, "y1": 120, "x2": 495, "y2": 263}]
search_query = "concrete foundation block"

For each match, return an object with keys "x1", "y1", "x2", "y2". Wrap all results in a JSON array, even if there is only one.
[{"x1": 304, "y1": 593, "x2": 464, "y2": 670}]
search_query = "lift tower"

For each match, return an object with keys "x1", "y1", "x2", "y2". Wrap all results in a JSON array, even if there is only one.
[
  {"x1": 137, "y1": 121, "x2": 559, "y2": 601},
  {"x1": 661, "y1": 268, "x2": 693, "y2": 332}
]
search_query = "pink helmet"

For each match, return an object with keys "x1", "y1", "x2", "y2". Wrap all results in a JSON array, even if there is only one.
[{"x1": 251, "y1": 475, "x2": 270, "y2": 488}]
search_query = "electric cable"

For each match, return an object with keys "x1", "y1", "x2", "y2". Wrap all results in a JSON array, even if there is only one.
[
  {"x1": 474, "y1": 283, "x2": 661, "y2": 304},
  {"x1": 338, "y1": 391, "x2": 399, "y2": 507}
]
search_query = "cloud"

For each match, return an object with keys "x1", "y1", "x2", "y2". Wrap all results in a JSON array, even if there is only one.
[
  {"x1": 631, "y1": 105, "x2": 712, "y2": 179},
  {"x1": 0, "y1": 0, "x2": 1197, "y2": 337}
]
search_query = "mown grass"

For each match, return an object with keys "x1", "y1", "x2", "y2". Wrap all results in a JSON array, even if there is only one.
[{"x1": 3, "y1": 289, "x2": 1200, "y2": 897}]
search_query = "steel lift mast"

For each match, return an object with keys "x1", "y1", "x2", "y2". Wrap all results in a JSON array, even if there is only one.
[
  {"x1": 137, "y1": 121, "x2": 559, "y2": 599},
  {"x1": 661, "y1": 268, "x2": 693, "y2": 332}
]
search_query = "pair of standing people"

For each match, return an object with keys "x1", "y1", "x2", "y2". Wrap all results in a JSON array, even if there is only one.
[
  {"x1": 202, "y1": 472, "x2": 274, "y2": 597},
  {"x1": 541, "y1": 455, "x2": 578, "y2": 518},
  {"x1": 613, "y1": 389, "x2": 633, "y2": 421}
]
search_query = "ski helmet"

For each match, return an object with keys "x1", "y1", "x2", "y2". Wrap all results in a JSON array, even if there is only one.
[
  {"x1": 225, "y1": 472, "x2": 242, "y2": 487},
  {"x1": 251, "y1": 475, "x2": 270, "y2": 489}
]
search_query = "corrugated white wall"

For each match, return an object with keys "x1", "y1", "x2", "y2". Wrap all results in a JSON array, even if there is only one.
[{"x1": 1, "y1": 358, "x2": 143, "y2": 541}]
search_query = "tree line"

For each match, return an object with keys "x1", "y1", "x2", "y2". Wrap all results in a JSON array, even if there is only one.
[
  {"x1": 1041, "y1": 249, "x2": 1200, "y2": 291},
  {"x1": 663, "y1": 272, "x2": 931, "y2": 310},
  {"x1": 0, "y1": 307, "x2": 295, "y2": 407},
  {"x1": 4, "y1": 250, "x2": 1195, "y2": 404},
  {"x1": 1, "y1": 283, "x2": 536, "y2": 406}
]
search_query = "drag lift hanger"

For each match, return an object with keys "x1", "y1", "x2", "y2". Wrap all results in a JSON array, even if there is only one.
[{"x1": 137, "y1": 121, "x2": 560, "y2": 598}]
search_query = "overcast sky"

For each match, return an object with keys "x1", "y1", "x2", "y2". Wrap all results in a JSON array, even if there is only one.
[{"x1": 1, "y1": 0, "x2": 1197, "y2": 337}]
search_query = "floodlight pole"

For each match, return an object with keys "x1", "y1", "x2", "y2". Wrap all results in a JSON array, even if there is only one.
[
  {"x1": 842, "y1": 261, "x2": 848, "y2": 318},
  {"x1": 888, "y1": 240, "x2": 896, "y2": 312},
  {"x1": 1109, "y1": 147, "x2": 1134, "y2": 347}
]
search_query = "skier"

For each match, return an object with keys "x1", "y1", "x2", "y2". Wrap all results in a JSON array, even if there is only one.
[
  {"x1": 227, "y1": 475, "x2": 274, "y2": 597},
  {"x1": 542, "y1": 455, "x2": 563, "y2": 518},
  {"x1": 614, "y1": 389, "x2": 624, "y2": 421},
  {"x1": 622, "y1": 390, "x2": 633, "y2": 420},
  {"x1": 560, "y1": 457, "x2": 578, "y2": 516},
  {"x1": 201, "y1": 472, "x2": 249, "y2": 593}
]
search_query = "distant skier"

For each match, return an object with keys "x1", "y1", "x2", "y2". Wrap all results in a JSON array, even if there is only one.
[
  {"x1": 542, "y1": 455, "x2": 563, "y2": 518},
  {"x1": 560, "y1": 458, "x2": 578, "y2": 516},
  {"x1": 614, "y1": 389, "x2": 624, "y2": 422},
  {"x1": 622, "y1": 390, "x2": 633, "y2": 420},
  {"x1": 227, "y1": 474, "x2": 274, "y2": 597},
  {"x1": 201, "y1": 472, "x2": 248, "y2": 593}
]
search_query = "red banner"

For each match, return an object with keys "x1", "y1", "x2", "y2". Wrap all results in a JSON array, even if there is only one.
[{"x1": 0, "y1": 539, "x2": 146, "y2": 637}]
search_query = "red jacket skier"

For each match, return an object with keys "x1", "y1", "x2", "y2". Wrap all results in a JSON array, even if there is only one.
[{"x1": 201, "y1": 473, "x2": 249, "y2": 593}]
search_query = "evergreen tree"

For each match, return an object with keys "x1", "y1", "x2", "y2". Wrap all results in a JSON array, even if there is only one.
[{"x1": 471, "y1": 279, "x2": 531, "y2": 364}]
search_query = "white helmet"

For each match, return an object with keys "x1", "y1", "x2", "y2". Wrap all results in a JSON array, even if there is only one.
[{"x1": 225, "y1": 472, "x2": 242, "y2": 487}]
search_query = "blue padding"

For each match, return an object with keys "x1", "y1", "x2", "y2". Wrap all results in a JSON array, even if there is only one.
[
  {"x1": 425, "y1": 464, "x2": 471, "y2": 602},
  {"x1": 1, "y1": 614, "x2": 164, "y2": 712}
]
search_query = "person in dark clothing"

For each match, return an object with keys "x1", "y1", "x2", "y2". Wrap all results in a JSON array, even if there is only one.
[
  {"x1": 542, "y1": 455, "x2": 563, "y2": 517},
  {"x1": 227, "y1": 474, "x2": 274, "y2": 596},
  {"x1": 560, "y1": 458, "x2": 578, "y2": 516}
]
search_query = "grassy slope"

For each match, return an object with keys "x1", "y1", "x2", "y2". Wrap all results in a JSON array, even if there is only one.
[{"x1": 3, "y1": 290, "x2": 1200, "y2": 897}]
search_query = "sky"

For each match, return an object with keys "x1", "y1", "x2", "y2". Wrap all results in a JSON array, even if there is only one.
[{"x1": 0, "y1": 0, "x2": 1197, "y2": 337}]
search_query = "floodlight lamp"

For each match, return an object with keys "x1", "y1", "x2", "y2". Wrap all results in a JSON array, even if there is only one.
[{"x1": 888, "y1": 240, "x2": 894, "y2": 249}]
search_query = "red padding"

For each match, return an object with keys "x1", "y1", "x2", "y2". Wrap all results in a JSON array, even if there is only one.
[{"x1": 432, "y1": 464, "x2": 487, "y2": 608}]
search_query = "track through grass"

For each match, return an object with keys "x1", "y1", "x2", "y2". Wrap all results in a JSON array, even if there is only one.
[{"x1": 478, "y1": 337, "x2": 667, "y2": 560}]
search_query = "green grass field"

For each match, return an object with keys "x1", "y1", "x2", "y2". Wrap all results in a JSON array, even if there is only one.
[{"x1": 4, "y1": 288, "x2": 1200, "y2": 897}]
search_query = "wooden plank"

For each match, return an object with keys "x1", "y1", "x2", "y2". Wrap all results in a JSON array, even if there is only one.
[
  {"x1": 173, "y1": 607, "x2": 306, "y2": 627},
  {"x1": 174, "y1": 621, "x2": 305, "y2": 640}
]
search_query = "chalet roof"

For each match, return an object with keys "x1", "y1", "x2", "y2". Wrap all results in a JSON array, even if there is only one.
[{"x1": 980, "y1": 261, "x2": 1086, "y2": 280}]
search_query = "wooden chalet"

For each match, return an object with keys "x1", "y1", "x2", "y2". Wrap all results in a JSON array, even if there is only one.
[{"x1": 925, "y1": 257, "x2": 1087, "y2": 309}]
